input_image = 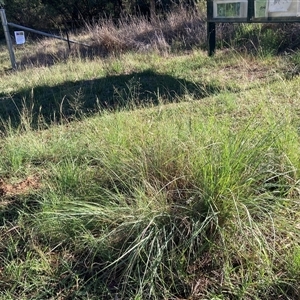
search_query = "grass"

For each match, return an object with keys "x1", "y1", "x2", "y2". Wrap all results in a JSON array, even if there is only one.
[
  {"x1": 1, "y1": 8, "x2": 300, "y2": 299},
  {"x1": 1, "y1": 97, "x2": 300, "y2": 299}
]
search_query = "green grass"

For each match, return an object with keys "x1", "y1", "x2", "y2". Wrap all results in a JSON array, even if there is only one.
[{"x1": 1, "y1": 35, "x2": 300, "y2": 299}]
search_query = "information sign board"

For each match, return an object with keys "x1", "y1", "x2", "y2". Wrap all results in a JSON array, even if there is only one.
[
  {"x1": 209, "y1": 0, "x2": 300, "y2": 19},
  {"x1": 207, "y1": 0, "x2": 300, "y2": 56}
]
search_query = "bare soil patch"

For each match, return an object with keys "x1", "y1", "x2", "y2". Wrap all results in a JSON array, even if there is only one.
[{"x1": 0, "y1": 175, "x2": 40, "y2": 197}]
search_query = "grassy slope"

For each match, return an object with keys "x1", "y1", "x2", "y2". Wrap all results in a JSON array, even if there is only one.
[{"x1": 1, "y1": 43, "x2": 300, "y2": 299}]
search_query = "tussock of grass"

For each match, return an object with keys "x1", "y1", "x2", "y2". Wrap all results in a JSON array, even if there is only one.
[{"x1": 87, "y1": 6, "x2": 206, "y2": 55}]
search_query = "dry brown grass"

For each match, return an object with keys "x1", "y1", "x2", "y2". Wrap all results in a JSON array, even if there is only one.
[{"x1": 86, "y1": 6, "x2": 206, "y2": 55}]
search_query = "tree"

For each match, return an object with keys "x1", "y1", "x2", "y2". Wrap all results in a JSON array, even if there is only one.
[
  {"x1": 4, "y1": 0, "x2": 50, "y2": 29},
  {"x1": 41, "y1": 0, "x2": 123, "y2": 28}
]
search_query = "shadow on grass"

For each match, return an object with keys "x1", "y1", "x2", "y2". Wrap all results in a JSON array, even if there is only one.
[
  {"x1": 0, "y1": 69, "x2": 228, "y2": 130},
  {"x1": 0, "y1": 194, "x2": 41, "y2": 226}
]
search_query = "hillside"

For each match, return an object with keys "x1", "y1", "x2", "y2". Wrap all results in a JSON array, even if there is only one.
[{"x1": 1, "y1": 21, "x2": 300, "y2": 299}]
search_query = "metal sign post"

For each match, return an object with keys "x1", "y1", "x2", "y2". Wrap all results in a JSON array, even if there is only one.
[{"x1": 0, "y1": 8, "x2": 17, "y2": 69}]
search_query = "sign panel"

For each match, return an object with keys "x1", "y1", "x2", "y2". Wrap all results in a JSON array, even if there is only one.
[
  {"x1": 255, "y1": 0, "x2": 268, "y2": 17},
  {"x1": 255, "y1": 0, "x2": 300, "y2": 17},
  {"x1": 213, "y1": 0, "x2": 248, "y2": 18},
  {"x1": 14, "y1": 31, "x2": 25, "y2": 44}
]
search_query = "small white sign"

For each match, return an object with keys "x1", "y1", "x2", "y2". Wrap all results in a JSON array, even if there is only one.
[{"x1": 14, "y1": 31, "x2": 25, "y2": 45}]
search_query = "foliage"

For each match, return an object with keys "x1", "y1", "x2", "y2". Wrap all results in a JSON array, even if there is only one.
[
  {"x1": 229, "y1": 23, "x2": 300, "y2": 55},
  {"x1": 3, "y1": 0, "x2": 49, "y2": 29}
]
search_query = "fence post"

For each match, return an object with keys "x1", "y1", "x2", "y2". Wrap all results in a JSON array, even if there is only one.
[{"x1": 0, "y1": 8, "x2": 17, "y2": 69}]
